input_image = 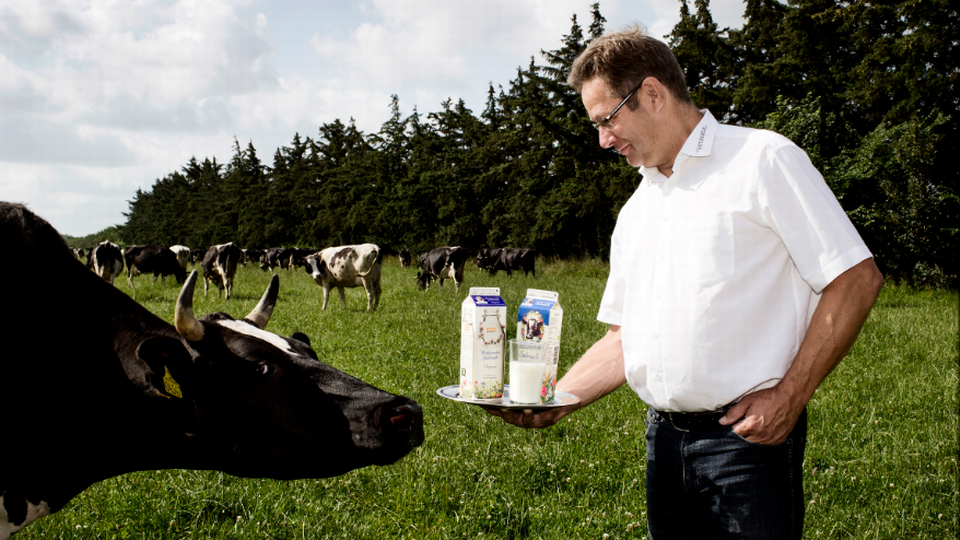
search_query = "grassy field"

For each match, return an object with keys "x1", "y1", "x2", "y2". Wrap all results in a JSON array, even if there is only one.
[{"x1": 17, "y1": 259, "x2": 958, "y2": 539}]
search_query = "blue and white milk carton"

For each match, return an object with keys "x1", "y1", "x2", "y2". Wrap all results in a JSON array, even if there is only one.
[
  {"x1": 460, "y1": 287, "x2": 506, "y2": 400},
  {"x1": 516, "y1": 289, "x2": 563, "y2": 403}
]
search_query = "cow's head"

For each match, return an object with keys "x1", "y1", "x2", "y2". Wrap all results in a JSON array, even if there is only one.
[
  {"x1": 415, "y1": 271, "x2": 429, "y2": 290},
  {"x1": 129, "y1": 271, "x2": 423, "y2": 479},
  {"x1": 304, "y1": 254, "x2": 327, "y2": 283}
]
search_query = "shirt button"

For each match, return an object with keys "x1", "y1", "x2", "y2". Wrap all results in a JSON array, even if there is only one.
[{"x1": 652, "y1": 332, "x2": 659, "y2": 339}]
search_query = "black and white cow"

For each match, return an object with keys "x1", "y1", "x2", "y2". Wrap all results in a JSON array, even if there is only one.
[
  {"x1": 90, "y1": 241, "x2": 124, "y2": 285},
  {"x1": 124, "y1": 245, "x2": 188, "y2": 288},
  {"x1": 0, "y1": 203, "x2": 423, "y2": 539},
  {"x1": 417, "y1": 246, "x2": 468, "y2": 292},
  {"x1": 260, "y1": 247, "x2": 291, "y2": 272},
  {"x1": 170, "y1": 245, "x2": 191, "y2": 270},
  {"x1": 476, "y1": 248, "x2": 536, "y2": 278},
  {"x1": 202, "y1": 243, "x2": 243, "y2": 299},
  {"x1": 241, "y1": 248, "x2": 265, "y2": 267},
  {"x1": 304, "y1": 244, "x2": 382, "y2": 311}
]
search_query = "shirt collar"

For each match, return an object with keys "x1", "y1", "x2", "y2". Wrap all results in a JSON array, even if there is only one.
[
  {"x1": 679, "y1": 109, "x2": 718, "y2": 157},
  {"x1": 639, "y1": 109, "x2": 718, "y2": 183}
]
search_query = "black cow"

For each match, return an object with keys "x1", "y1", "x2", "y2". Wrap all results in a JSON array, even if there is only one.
[
  {"x1": 124, "y1": 244, "x2": 188, "y2": 288},
  {"x1": 202, "y1": 243, "x2": 242, "y2": 299},
  {"x1": 416, "y1": 246, "x2": 468, "y2": 292},
  {"x1": 89, "y1": 241, "x2": 124, "y2": 285},
  {"x1": 476, "y1": 248, "x2": 536, "y2": 278},
  {"x1": 0, "y1": 203, "x2": 423, "y2": 539},
  {"x1": 398, "y1": 250, "x2": 411, "y2": 268}
]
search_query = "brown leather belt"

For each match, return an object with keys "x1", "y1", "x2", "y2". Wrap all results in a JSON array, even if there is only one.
[{"x1": 655, "y1": 408, "x2": 728, "y2": 432}]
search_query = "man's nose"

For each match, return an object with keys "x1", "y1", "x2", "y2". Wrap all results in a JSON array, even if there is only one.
[{"x1": 598, "y1": 127, "x2": 617, "y2": 150}]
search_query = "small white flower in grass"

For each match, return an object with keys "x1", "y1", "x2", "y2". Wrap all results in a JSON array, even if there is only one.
[{"x1": 603, "y1": 534, "x2": 610, "y2": 539}]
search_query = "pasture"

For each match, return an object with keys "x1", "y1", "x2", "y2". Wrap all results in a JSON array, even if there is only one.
[{"x1": 17, "y1": 259, "x2": 958, "y2": 539}]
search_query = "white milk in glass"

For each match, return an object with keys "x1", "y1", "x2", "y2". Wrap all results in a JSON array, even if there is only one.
[
  {"x1": 509, "y1": 340, "x2": 546, "y2": 404},
  {"x1": 459, "y1": 287, "x2": 506, "y2": 399}
]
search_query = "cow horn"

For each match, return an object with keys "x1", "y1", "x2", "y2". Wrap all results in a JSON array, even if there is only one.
[
  {"x1": 245, "y1": 274, "x2": 279, "y2": 330},
  {"x1": 175, "y1": 270, "x2": 205, "y2": 342}
]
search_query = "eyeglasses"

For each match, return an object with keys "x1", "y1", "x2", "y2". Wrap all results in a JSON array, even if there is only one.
[{"x1": 592, "y1": 84, "x2": 642, "y2": 131}]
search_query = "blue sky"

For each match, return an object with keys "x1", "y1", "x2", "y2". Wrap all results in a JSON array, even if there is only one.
[{"x1": 0, "y1": 0, "x2": 745, "y2": 237}]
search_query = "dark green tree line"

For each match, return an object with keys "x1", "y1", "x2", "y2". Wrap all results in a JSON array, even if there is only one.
[{"x1": 120, "y1": 1, "x2": 957, "y2": 287}]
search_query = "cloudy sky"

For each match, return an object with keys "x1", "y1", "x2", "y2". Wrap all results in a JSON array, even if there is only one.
[{"x1": 0, "y1": 0, "x2": 745, "y2": 237}]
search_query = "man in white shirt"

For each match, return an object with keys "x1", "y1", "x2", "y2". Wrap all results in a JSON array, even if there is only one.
[{"x1": 487, "y1": 25, "x2": 883, "y2": 539}]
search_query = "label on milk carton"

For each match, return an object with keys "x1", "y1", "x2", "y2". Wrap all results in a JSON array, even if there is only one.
[
  {"x1": 516, "y1": 289, "x2": 563, "y2": 403},
  {"x1": 460, "y1": 287, "x2": 506, "y2": 400}
]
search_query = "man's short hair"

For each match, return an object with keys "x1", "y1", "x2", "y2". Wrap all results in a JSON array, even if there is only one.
[{"x1": 567, "y1": 24, "x2": 693, "y2": 108}]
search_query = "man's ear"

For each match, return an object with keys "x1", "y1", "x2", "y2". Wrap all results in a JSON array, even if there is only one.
[{"x1": 128, "y1": 336, "x2": 195, "y2": 400}]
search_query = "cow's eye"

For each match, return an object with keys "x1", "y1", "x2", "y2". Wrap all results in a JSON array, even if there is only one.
[{"x1": 253, "y1": 363, "x2": 272, "y2": 377}]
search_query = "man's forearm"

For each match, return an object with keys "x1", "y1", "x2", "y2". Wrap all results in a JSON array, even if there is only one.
[
  {"x1": 779, "y1": 257, "x2": 884, "y2": 408},
  {"x1": 556, "y1": 325, "x2": 627, "y2": 413}
]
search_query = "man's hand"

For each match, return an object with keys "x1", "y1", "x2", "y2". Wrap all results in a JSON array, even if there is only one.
[
  {"x1": 482, "y1": 405, "x2": 571, "y2": 429},
  {"x1": 719, "y1": 385, "x2": 803, "y2": 445}
]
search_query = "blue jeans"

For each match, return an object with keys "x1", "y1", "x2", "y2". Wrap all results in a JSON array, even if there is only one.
[{"x1": 645, "y1": 407, "x2": 807, "y2": 539}]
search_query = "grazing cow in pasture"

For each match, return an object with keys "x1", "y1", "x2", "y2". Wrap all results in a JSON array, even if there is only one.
[
  {"x1": 190, "y1": 249, "x2": 206, "y2": 264},
  {"x1": 398, "y1": 250, "x2": 411, "y2": 268},
  {"x1": 202, "y1": 243, "x2": 242, "y2": 299},
  {"x1": 90, "y1": 241, "x2": 124, "y2": 285},
  {"x1": 260, "y1": 247, "x2": 292, "y2": 272},
  {"x1": 241, "y1": 248, "x2": 265, "y2": 267},
  {"x1": 417, "y1": 246, "x2": 468, "y2": 292},
  {"x1": 476, "y1": 248, "x2": 537, "y2": 278},
  {"x1": 0, "y1": 202, "x2": 424, "y2": 540},
  {"x1": 124, "y1": 245, "x2": 188, "y2": 288},
  {"x1": 304, "y1": 244, "x2": 382, "y2": 311},
  {"x1": 169, "y1": 245, "x2": 191, "y2": 270}
]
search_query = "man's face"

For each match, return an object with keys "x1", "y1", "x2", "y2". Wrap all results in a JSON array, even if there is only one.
[{"x1": 581, "y1": 77, "x2": 668, "y2": 170}]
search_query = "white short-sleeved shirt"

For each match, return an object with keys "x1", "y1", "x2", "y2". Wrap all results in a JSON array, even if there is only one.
[{"x1": 597, "y1": 110, "x2": 872, "y2": 412}]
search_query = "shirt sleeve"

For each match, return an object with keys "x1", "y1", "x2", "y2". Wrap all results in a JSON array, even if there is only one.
[
  {"x1": 758, "y1": 137, "x2": 873, "y2": 293},
  {"x1": 597, "y1": 217, "x2": 626, "y2": 326}
]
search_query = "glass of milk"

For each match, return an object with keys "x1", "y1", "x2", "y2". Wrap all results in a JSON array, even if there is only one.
[{"x1": 508, "y1": 340, "x2": 546, "y2": 404}]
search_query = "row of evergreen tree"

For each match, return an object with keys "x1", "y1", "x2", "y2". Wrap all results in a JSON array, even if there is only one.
[{"x1": 117, "y1": 2, "x2": 958, "y2": 288}]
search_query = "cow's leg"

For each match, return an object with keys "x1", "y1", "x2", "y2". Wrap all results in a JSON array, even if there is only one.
[
  {"x1": 373, "y1": 279, "x2": 381, "y2": 310},
  {"x1": 361, "y1": 278, "x2": 378, "y2": 311},
  {"x1": 337, "y1": 286, "x2": 347, "y2": 309},
  {"x1": 225, "y1": 277, "x2": 233, "y2": 300},
  {"x1": 321, "y1": 284, "x2": 331, "y2": 310}
]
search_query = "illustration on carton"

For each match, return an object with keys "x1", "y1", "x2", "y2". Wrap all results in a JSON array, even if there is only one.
[
  {"x1": 460, "y1": 287, "x2": 506, "y2": 399},
  {"x1": 516, "y1": 289, "x2": 563, "y2": 403}
]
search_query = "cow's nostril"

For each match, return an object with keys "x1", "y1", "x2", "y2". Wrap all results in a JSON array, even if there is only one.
[{"x1": 384, "y1": 403, "x2": 424, "y2": 447}]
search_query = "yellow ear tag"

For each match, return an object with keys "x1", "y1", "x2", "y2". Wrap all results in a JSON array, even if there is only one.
[{"x1": 163, "y1": 366, "x2": 183, "y2": 399}]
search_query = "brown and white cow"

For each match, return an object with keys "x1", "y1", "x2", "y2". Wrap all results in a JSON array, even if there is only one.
[
  {"x1": 304, "y1": 244, "x2": 382, "y2": 311},
  {"x1": 202, "y1": 243, "x2": 242, "y2": 299}
]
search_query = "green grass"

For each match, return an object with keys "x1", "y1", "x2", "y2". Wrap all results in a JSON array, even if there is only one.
[{"x1": 18, "y1": 261, "x2": 958, "y2": 539}]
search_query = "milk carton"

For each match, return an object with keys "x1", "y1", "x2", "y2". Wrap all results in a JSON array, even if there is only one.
[
  {"x1": 460, "y1": 287, "x2": 507, "y2": 400},
  {"x1": 516, "y1": 289, "x2": 563, "y2": 402}
]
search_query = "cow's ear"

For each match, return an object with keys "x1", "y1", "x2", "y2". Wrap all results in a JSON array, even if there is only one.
[
  {"x1": 290, "y1": 331, "x2": 311, "y2": 346},
  {"x1": 130, "y1": 336, "x2": 195, "y2": 400}
]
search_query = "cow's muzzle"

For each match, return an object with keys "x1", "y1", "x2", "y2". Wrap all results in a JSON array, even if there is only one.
[{"x1": 383, "y1": 401, "x2": 424, "y2": 450}]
